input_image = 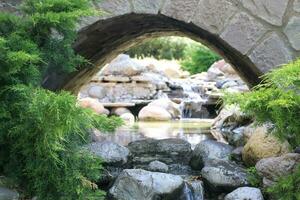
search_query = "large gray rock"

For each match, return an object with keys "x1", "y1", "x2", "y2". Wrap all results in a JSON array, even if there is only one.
[
  {"x1": 109, "y1": 169, "x2": 184, "y2": 200},
  {"x1": 224, "y1": 187, "x2": 264, "y2": 200},
  {"x1": 0, "y1": 187, "x2": 19, "y2": 200},
  {"x1": 87, "y1": 141, "x2": 130, "y2": 166},
  {"x1": 148, "y1": 160, "x2": 169, "y2": 173},
  {"x1": 100, "y1": 54, "x2": 146, "y2": 76},
  {"x1": 255, "y1": 153, "x2": 300, "y2": 187},
  {"x1": 241, "y1": 0, "x2": 289, "y2": 26},
  {"x1": 190, "y1": 140, "x2": 234, "y2": 170},
  {"x1": 128, "y1": 138, "x2": 192, "y2": 166},
  {"x1": 201, "y1": 159, "x2": 249, "y2": 192}
]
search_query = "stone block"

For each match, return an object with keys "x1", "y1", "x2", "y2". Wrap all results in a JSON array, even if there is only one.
[
  {"x1": 241, "y1": 0, "x2": 289, "y2": 26},
  {"x1": 192, "y1": 0, "x2": 238, "y2": 34},
  {"x1": 249, "y1": 33, "x2": 294, "y2": 73},
  {"x1": 161, "y1": 0, "x2": 199, "y2": 23},
  {"x1": 294, "y1": 0, "x2": 300, "y2": 12},
  {"x1": 221, "y1": 12, "x2": 267, "y2": 55},
  {"x1": 284, "y1": 16, "x2": 300, "y2": 50},
  {"x1": 95, "y1": 0, "x2": 131, "y2": 17},
  {"x1": 132, "y1": 0, "x2": 162, "y2": 14}
]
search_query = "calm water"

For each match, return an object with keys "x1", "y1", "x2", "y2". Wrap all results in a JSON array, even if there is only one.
[{"x1": 94, "y1": 119, "x2": 214, "y2": 149}]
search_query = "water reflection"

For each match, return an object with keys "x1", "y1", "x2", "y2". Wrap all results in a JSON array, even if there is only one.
[{"x1": 94, "y1": 119, "x2": 214, "y2": 149}]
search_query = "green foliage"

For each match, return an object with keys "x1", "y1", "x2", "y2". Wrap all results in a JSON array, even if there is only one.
[
  {"x1": 181, "y1": 44, "x2": 221, "y2": 74},
  {"x1": 267, "y1": 166, "x2": 300, "y2": 200},
  {"x1": 126, "y1": 37, "x2": 187, "y2": 60},
  {"x1": 246, "y1": 167, "x2": 262, "y2": 187},
  {"x1": 223, "y1": 59, "x2": 300, "y2": 148},
  {"x1": 0, "y1": 86, "x2": 110, "y2": 199},
  {"x1": 0, "y1": 0, "x2": 122, "y2": 199}
]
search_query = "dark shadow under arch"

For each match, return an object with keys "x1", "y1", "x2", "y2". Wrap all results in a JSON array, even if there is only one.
[{"x1": 42, "y1": 13, "x2": 263, "y2": 93}]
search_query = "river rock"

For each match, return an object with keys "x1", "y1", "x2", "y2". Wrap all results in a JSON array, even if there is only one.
[
  {"x1": 230, "y1": 147, "x2": 244, "y2": 162},
  {"x1": 128, "y1": 138, "x2": 192, "y2": 166},
  {"x1": 87, "y1": 141, "x2": 130, "y2": 166},
  {"x1": 148, "y1": 98, "x2": 181, "y2": 119},
  {"x1": 138, "y1": 105, "x2": 172, "y2": 121},
  {"x1": 0, "y1": 187, "x2": 19, "y2": 200},
  {"x1": 242, "y1": 125, "x2": 291, "y2": 166},
  {"x1": 224, "y1": 187, "x2": 264, "y2": 200},
  {"x1": 120, "y1": 113, "x2": 135, "y2": 124},
  {"x1": 148, "y1": 160, "x2": 169, "y2": 173},
  {"x1": 78, "y1": 97, "x2": 110, "y2": 115},
  {"x1": 223, "y1": 126, "x2": 247, "y2": 147},
  {"x1": 111, "y1": 107, "x2": 131, "y2": 116},
  {"x1": 255, "y1": 153, "x2": 300, "y2": 187},
  {"x1": 190, "y1": 140, "x2": 233, "y2": 170},
  {"x1": 211, "y1": 105, "x2": 250, "y2": 130},
  {"x1": 201, "y1": 159, "x2": 249, "y2": 192},
  {"x1": 100, "y1": 54, "x2": 146, "y2": 76},
  {"x1": 109, "y1": 169, "x2": 184, "y2": 200}
]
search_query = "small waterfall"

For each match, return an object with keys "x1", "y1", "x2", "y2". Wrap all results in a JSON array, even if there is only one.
[
  {"x1": 181, "y1": 181, "x2": 204, "y2": 200},
  {"x1": 179, "y1": 80, "x2": 208, "y2": 119},
  {"x1": 181, "y1": 183, "x2": 195, "y2": 200}
]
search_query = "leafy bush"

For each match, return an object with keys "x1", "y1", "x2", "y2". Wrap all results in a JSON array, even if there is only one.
[
  {"x1": 267, "y1": 166, "x2": 300, "y2": 200},
  {"x1": 223, "y1": 59, "x2": 300, "y2": 148},
  {"x1": 246, "y1": 167, "x2": 262, "y2": 187},
  {"x1": 0, "y1": 0, "x2": 122, "y2": 199},
  {"x1": 126, "y1": 37, "x2": 187, "y2": 60},
  {"x1": 180, "y1": 44, "x2": 221, "y2": 74}
]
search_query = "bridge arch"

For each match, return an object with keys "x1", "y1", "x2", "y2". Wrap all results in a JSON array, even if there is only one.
[{"x1": 2, "y1": 0, "x2": 299, "y2": 93}]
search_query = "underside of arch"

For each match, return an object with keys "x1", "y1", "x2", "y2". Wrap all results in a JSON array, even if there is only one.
[{"x1": 42, "y1": 14, "x2": 263, "y2": 94}]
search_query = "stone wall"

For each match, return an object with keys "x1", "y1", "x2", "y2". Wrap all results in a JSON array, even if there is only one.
[{"x1": 2, "y1": 0, "x2": 300, "y2": 93}]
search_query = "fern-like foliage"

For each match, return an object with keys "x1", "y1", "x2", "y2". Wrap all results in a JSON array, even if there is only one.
[{"x1": 223, "y1": 59, "x2": 300, "y2": 148}]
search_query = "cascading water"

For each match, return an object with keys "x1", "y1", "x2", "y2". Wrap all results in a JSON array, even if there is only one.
[
  {"x1": 178, "y1": 80, "x2": 208, "y2": 119},
  {"x1": 180, "y1": 181, "x2": 205, "y2": 200}
]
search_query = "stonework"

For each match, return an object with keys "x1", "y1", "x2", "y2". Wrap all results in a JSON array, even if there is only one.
[
  {"x1": 161, "y1": 0, "x2": 199, "y2": 22},
  {"x1": 284, "y1": 16, "x2": 300, "y2": 50},
  {"x1": 221, "y1": 12, "x2": 267, "y2": 55},
  {"x1": 249, "y1": 33, "x2": 294, "y2": 73},
  {"x1": 3, "y1": 0, "x2": 300, "y2": 92},
  {"x1": 192, "y1": 0, "x2": 238, "y2": 34},
  {"x1": 241, "y1": 0, "x2": 289, "y2": 26},
  {"x1": 132, "y1": 0, "x2": 162, "y2": 14},
  {"x1": 294, "y1": 0, "x2": 300, "y2": 12}
]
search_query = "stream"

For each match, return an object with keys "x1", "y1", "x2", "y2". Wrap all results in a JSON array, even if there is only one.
[{"x1": 94, "y1": 119, "x2": 214, "y2": 149}]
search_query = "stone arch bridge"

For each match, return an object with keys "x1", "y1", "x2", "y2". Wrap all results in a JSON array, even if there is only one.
[{"x1": 2, "y1": 0, "x2": 300, "y2": 93}]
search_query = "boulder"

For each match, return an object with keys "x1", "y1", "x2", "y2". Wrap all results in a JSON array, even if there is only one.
[
  {"x1": 211, "y1": 105, "x2": 250, "y2": 130},
  {"x1": 190, "y1": 140, "x2": 233, "y2": 170},
  {"x1": 207, "y1": 61, "x2": 225, "y2": 80},
  {"x1": 223, "y1": 126, "x2": 247, "y2": 147},
  {"x1": 230, "y1": 147, "x2": 244, "y2": 162},
  {"x1": 120, "y1": 113, "x2": 135, "y2": 124},
  {"x1": 224, "y1": 187, "x2": 264, "y2": 200},
  {"x1": 87, "y1": 141, "x2": 130, "y2": 166},
  {"x1": 242, "y1": 125, "x2": 291, "y2": 166},
  {"x1": 0, "y1": 187, "x2": 19, "y2": 200},
  {"x1": 138, "y1": 105, "x2": 172, "y2": 121},
  {"x1": 109, "y1": 169, "x2": 184, "y2": 200},
  {"x1": 78, "y1": 97, "x2": 109, "y2": 115},
  {"x1": 148, "y1": 160, "x2": 169, "y2": 173},
  {"x1": 148, "y1": 98, "x2": 181, "y2": 119},
  {"x1": 100, "y1": 54, "x2": 146, "y2": 76},
  {"x1": 255, "y1": 153, "x2": 300, "y2": 187},
  {"x1": 201, "y1": 159, "x2": 249, "y2": 192},
  {"x1": 128, "y1": 138, "x2": 192, "y2": 166},
  {"x1": 111, "y1": 107, "x2": 131, "y2": 116}
]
